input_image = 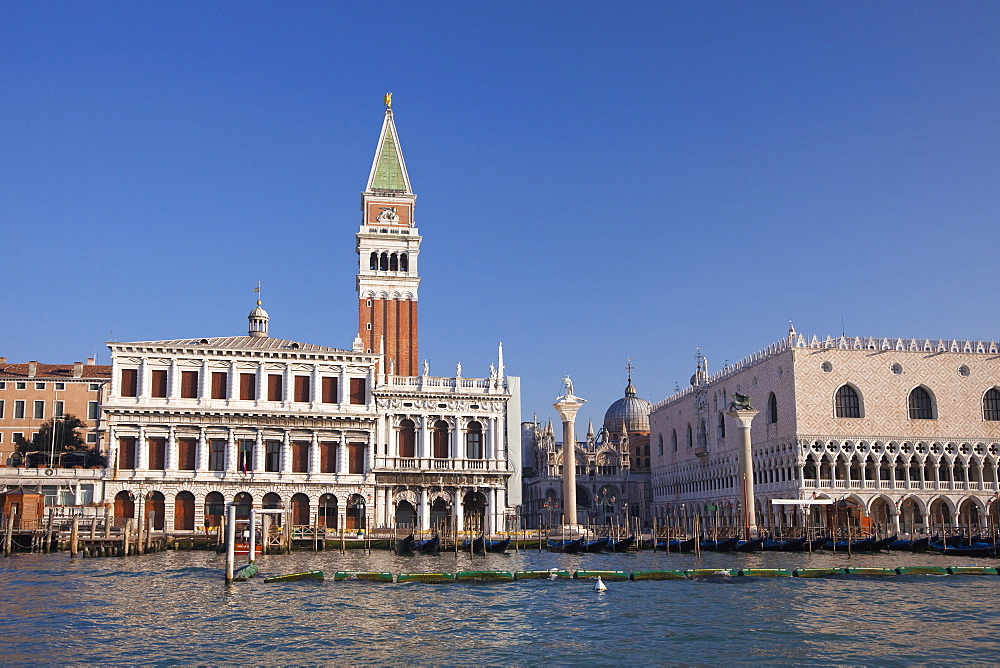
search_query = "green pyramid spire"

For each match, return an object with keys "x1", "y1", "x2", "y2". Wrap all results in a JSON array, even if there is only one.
[{"x1": 367, "y1": 106, "x2": 411, "y2": 193}]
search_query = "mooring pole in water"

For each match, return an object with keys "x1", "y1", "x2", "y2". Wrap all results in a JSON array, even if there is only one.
[
  {"x1": 224, "y1": 503, "x2": 236, "y2": 585},
  {"x1": 248, "y1": 510, "x2": 257, "y2": 565},
  {"x1": 4, "y1": 508, "x2": 16, "y2": 557},
  {"x1": 70, "y1": 517, "x2": 79, "y2": 558}
]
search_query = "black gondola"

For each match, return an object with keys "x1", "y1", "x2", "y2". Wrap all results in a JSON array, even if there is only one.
[
  {"x1": 700, "y1": 537, "x2": 740, "y2": 552},
  {"x1": 465, "y1": 536, "x2": 511, "y2": 554},
  {"x1": 582, "y1": 537, "x2": 611, "y2": 553},
  {"x1": 656, "y1": 537, "x2": 696, "y2": 553},
  {"x1": 394, "y1": 534, "x2": 416, "y2": 555},
  {"x1": 414, "y1": 535, "x2": 440, "y2": 554},
  {"x1": 762, "y1": 536, "x2": 807, "y2": 552},
  {"x1": 870, "y1": 535, "x2": 898, "y2": 552},
  {"x1": 735, "y1": 538, "x2": 764, "y2": 552},
  {"x1": 547, "y1": 538, "x2": 584, "y2": 553},
  {"x1": 928, "y1": 540, "x2": 996, "y2": 557},
  {"x1": 608, "y1": 536, "x2": 635, "y2": 553}
]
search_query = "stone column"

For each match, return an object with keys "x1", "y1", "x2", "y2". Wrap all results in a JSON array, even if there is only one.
[
  {"x1": 280, "y1": 432, "x2": 291, "y2": 473},
  {"x1": 454, "y1": 488, "x2": 464, "y2": 533},
  {"x1": 137, "y1": 426, "x2": 148, "y2": 471},
  {"x1": 166, "y1": 426, "x2": 177, "y2": 471},
  {"x1": 727, "y1": 407, "x2": 760, "y2": 540},
  {"x1": 225, "y1": 428, "x2": 236, "y2": 473},
  {"x1": 554, "y1": 392, "x2": 586, "y2": 527},
  {"x1": 418, "y1": 488, "x2": 430, "y2": 531},
  {"x1": 309, "y1": 431, "x2": 319, "y2": 474}
]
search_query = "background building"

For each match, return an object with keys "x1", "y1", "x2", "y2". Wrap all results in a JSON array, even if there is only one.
[
  {"x1": 522, "y1": 376, "x2": 652, "y2": 529},
  {"x1": 650, "y1": 327, "x2": 1000, "y2": 536}
]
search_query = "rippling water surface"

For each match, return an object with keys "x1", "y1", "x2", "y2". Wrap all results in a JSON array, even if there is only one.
[{"x1": 1, "y1": 548, "x2": 999, "y2": 664}]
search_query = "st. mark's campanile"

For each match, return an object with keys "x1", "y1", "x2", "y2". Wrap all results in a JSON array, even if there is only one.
[{"x1": 356, "y1": 94, "x2": 421, "y2": 376}]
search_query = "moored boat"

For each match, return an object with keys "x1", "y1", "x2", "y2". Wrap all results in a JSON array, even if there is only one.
[
  {"x1": 608, "y1": 535, "x2": 635, "y2": 553},
  {"x1": 414, "y1": 535, "x2": 440, "y2": 554},
  {"x1": 581, "y1": 537, "x2": 611, "y2": 553},
  {"x1": 735, "y1": 538, "x2": 764, "y2": 553},
  {"x1": 700, "y1": 537, "x2": 740, "y2": 552},
  {"x1": 762, "y1": 536, "x2": 807, "y2": 552},
  {"x1": 928, "y1": 540, "x2": 996, "y2": 557},
  {"x1": 547, "y1": 538, "x2": 584, "y2": 553},
  {"x1": 394, "y1": 534, "x2": 416, "y2": 555}
]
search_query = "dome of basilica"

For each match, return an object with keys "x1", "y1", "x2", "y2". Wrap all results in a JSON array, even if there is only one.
[{"x1": 602, "y1": 379, "x2": 652, "y2": 435}]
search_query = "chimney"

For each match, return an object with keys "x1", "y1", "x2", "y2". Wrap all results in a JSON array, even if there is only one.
[
  {"x1": 86, "y1": 357, "x2": 95, "y2": 365},
  {"x1": 0, "y1": 357, "x2": 6, "y2": 365},
  {"x1": 73, "y1": 362, "x2": 84, "y2": 378},
  {"x1": 28, "y1": 361, "x2": 38, "y2": 377}
]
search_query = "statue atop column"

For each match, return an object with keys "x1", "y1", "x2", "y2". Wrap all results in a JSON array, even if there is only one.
[
  {"x1": 560, "y1": 375, "x2": 575, "y2": 399},
  {"x1": 728, "y1": 392, "x2": 753, "y2": 411}
]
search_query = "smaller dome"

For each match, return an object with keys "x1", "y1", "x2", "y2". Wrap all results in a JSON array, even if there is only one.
[
  {"x1": 249, "y1": 304, "x2": 269, "y2": 318},
  {"x1": 602, "y1": 378, "x2": 652, "y2": 435},
  {"x1": 248, "y1": 300, "x2": 270, "y2": 338}
]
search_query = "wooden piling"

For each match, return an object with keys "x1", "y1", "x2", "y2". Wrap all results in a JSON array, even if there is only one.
[
  {"x1": 103, "y1": 505, "x2": 111, "y2": 538},
  {"x1": 123, "y1": 519, "x2": 132, "y2": 556},
  {"x1": 90, "y1": 515, "x2": 97, "y2": 540},
  {"x1": 3, "y1": 510, "x2": 14, "y2": 557},
  {"x1": 70, "y1": 517, "x2": 79, "y2": 558}
]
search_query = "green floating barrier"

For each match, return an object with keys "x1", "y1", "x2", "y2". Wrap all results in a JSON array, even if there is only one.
[
  {"x1": 334, "y1": 571, "x2": 393, "y2": 582},
  {"x1": 397, "y1": 572, "x2": 455, "y2": 584},
  {"x1": 631, "y1": 570, "x2": 688, "y2": 581},
  {"x1": 232, "y1": 562, "x2": 258, "y2": 582},
  {"x1": 685, "y1": 568, "x2": 737, "y2": 578},
  {"x1": 738, "y1": 568, "x2": 792, "y2": 578},
  {"x1": 947, "y1": 566, "x2": 999, "y2": 576},
  {"x1": 842, "y1": 567, "x2": 897, "y2": 577},
  {"x1": 514, "y1": 570, "x2": 571, "y2": 580},
  {"x1": 573, "y1": 570, "x2": 631, "y2": 582},
  {"x1": 263, "y1": 570, "x2": 325, "y2": 583},
  {"x1": 793, "y1": 568, "x2": 839, "y2": 578},
  {"x1": 455, "y1": 570, "x2": 514, "y2": 582},
  {"x1": 896, "y1": 566, "x2": 948, "y2": 576}
]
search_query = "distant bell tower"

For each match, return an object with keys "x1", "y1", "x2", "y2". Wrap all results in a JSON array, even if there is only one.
[{"x1": 356, "y1": 94, "x2": 421, "y2": 376}]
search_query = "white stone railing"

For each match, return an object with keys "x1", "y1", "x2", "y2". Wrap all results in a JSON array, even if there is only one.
[{"x1": 374, "y1": 456, "x2": 509, "y2": 473}]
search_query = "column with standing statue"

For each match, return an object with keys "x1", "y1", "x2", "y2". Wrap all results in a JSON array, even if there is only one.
[{"x1": 553, "y1": 376, "x2": 585, "y2": 529}]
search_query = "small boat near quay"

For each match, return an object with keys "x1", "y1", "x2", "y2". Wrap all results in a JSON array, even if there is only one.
[
  {"x1": 607, "y1": 535, "x2": 635, "y2": 553},
  {"x1": 547, "y1": 537, "x2": 584, "y2": 553}
]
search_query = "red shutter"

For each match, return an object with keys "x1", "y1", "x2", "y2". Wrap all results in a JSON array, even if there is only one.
[
  {"x1": 121, "y1": 369, "x2": 138, "y2": 397},
  {"x1": 292, "y1": 441, "x2": 309, "y2": 472},
  {"x1": 151, "y1": 370, "x2": 168, "y2": 398},
  {"x1": 322, "y1": 377, "x2": 338, "y2": 403},
  {"x1": 118, "y1": 437, "x2": 137, "y2": 469},
  {"x1": 211, "y1": 372, "x2": 228, "y2": 400},
  {"x1": 181, "y1": 371, "x2": 199, "y2": 398},
  {"x1": 177, "y1": 438, "x2": 196, "y2": 470},
  {"x1": 148, "y1": 437, "x2": 166, "y2": 470},
  {"x1": 240, "y1": 373, "x2": 256, "y2": 400},
  {"x1": 268, "y1": 374, "x2": 283, "y2": 401},
  {"x1": 350, "y1": 377, "x2": 366, "y2": 405},
  {"x1": 294, "y1": 376, "x2": 310, "y2": 403}
]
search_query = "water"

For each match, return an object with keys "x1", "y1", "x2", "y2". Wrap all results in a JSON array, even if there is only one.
[{"x1": 2, "y1": 548, "x2": 999, "y2": 664}]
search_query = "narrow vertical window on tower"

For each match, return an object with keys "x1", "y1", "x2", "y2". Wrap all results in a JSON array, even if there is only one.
[
  {"x1": 400, "y1": 253, "x2": 408, "y2": 271},
  {"x1": 369, "y1": 252, "x2": 378, "y2": 270}
]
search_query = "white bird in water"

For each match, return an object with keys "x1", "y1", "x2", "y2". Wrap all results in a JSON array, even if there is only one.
[{"x1": 594, "y1": 576, "x2": 607, "y2": 592}]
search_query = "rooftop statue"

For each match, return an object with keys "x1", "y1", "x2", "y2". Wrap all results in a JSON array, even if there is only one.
[{"x1": 729, "y1": 392, "x2": 753, "y2": 411}]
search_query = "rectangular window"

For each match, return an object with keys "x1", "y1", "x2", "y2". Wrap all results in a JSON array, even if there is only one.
[
  {"x1": 148, "y1": 437, "x2": 166, "y2": 470},
  {"x1": 53, "y1": 400, "x2": 64, "y2": 417},
  {"x1": 291, "y1": 440, "x2": 309, "y2": 472},
  {"x1": 208, "y1": 439, "x2": 226, "y2": 471},
  {"x1": 238, "y1": 439, "x2": 254, "y2": 472},
  {"x1": 320, "y1": 441, "x2": 337, "y2": 473},
  {"x1": 86, "y1": 433, "x2": 97, "y2": 444},
  {"x1": 177, "y1": 438, "x2": 197, "y2": 470},
  {"x1": 14, "y1": 400, "x2": 26, "y2": 419},
  {"x1": 0, "y1": 382, "x2": 5, "y2": 389},
  {"x1": 13, "y1": 432, "x2": 23, "y2": 443},
  {"x1": 89, "y1": 383, "x2": 100, "y2": 391},
  {"x1": 181, "y1": 371, "x2": 199, "y2": 398},
  {"x1": 118, "y1": 436, "x2": 137, "y2": 469},
  {"x1": 151, "y1": 369, "x2": 168, "y2": 398},
  {"x1": 33, "y1": 400, "x2": 44, "y2": 419},
  {"x1": 0, "y1": 433, "x2": 3, "y2": 443},
  {"x1": 294, "y1": 376, "x2": 310, "y2": 403},
  {"x1": 54, "y1": 382, "x2": 65, "y2": 390},
  {"x1": 16, "y1": 382, "x2": 26, "y2": 390},
  {"x1": 265, "y1": 441, "x2": 281, "y2": 472},
  {"x1": 348, "y1": 443, "x2": 365, "y2": 474},
  {"x1": 120, "y1": 368, "x2": 138, "y2": 397},
  {"x1": 239, "y1": 373, "x2": 256, "y2": 401},
  {"x1": 322, "y1": 377, "x2": 338, "y2": 404},
  {"x1": 0, "y1": 400, "x2": 4, "y2": 418},
  {"x1": 35, "y1": 382, "x2": 45, "y2": 390},
  {"x1": 211, "y1": 372, "x2": 228, "y2": 400},
  {"x1": 87, "y1": 401, "x2": 99, "y2": 420},
  {"x1": 350, "y1": 377, "x2": 367, "y2": 405},
  {"x1": 267, "y1": 374, "x2": 283, "y2": 401}
]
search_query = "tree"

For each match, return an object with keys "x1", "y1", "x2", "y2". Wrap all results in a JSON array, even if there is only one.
[{"x1": 12, "y1": 414, "x2": 107, "y2": 468}]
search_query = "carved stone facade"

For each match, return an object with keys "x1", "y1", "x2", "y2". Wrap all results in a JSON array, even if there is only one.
[{"x1": 650, "y1": 327, "x2": 1000, "y2": 536}]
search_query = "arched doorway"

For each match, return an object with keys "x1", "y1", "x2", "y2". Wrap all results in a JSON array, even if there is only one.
[
  {"x1": 114, "y1": 490, "x2": 134, "y2": 528},
  {"x1": 395, "y1": 500, "x2": 416, "y2": 529},
  {"x1": 234, "y1": 492, "x2": 253, "y2": 521},
  {"x1": 430, "y1": 497, "x2": 450, "y2": 533},
  {"x1": 464, "y1": 491, "x2": 486, "y2": 533},
  {"x1": 174, "y1": 491, "x2": 195, "y2": 531},
  {"x1": 929, "y1": 498, "x2": 952, "y2": 533},
  {"x1": 900, "y1": 497, "x2": 923, "y2": 535},
  {"x1": 346, "y1": 494, "x2": 366, "y2": 530},
  {"x1": 144, "y1": 491, "x2": 165, "y2": 531},
  {"x1": 263, "y1": 492, "x2": 282, "y2": 526},
  {"x1": 318, "y1": 494, "x2": 338, "y2": 529},
  {"x1": 869, "y1": 497, "x2": 893, "y2": 537},
  {"x1": 204, "y1": 491, "x2": 225, "y2": 528},
  {"x1": 576, "y1": 486, "x2": 591, "y2": 521},
  {"x1": 958, "y1": 499, "x2": 983, "y2": 535},
  {"x1": 291, "y1": 493, "x2": 310, "y2": 526}
]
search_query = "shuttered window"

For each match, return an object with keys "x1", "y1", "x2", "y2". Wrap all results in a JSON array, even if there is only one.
[
  {"x1": 350, "y1": 377, "x2": 366, "y2": 405},
  {"x1": 151, "y1": 369, "x2": 168, "y2": 398},
  {"x1": 240, "y1": 373, "x2": 256, "y2": 400},
  {"x1": 322, "y1": 377, "x2": 338, "y2": 403},
  {"x1": 294, "y1": 376, "x2": 310, "y2": 403},
  {"x1": 267, "y1": 374, "x2": 283, "y2": 401},
  {"x1": 211, "y1": 372, "x2": 228, "y2": 400},
  {"x1": 320, "y1": 442, "x2": 337, "y2": 473},
  {"x1": 291, "y1": 440, "x2": 309, "y2": 472},
  {"x1": 181, "y1": 371, "x2": 199, "y2": 399},
  {"x1": 148, "y1": 437, "x2": 166, "y2": 470},
  {"x1": 121, "y1": 369, "x2": 138, "y2": 397},
  {"x1": 118, "y1": 437, "x2": 137, "y2": 469},
  {"x1": 177, "y1": 438, "x2": 196, "y2": 470}
]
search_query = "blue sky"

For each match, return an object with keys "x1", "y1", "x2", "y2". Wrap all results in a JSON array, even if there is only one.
[{"x1": 2, "y1": 2, "x2": 998, "y2": 430}]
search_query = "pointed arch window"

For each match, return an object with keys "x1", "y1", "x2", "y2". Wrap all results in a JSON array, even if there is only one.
[
  {"x1": 717, "y1": 412, "x2": 726, "y2": 438},
  {"x1": 767, "y1": 392, "x2": 778, "y2": 424},
  {"x1": 908, "y1": 386, "x2": 935, "y2": 420},
  {"x1": 835, "y1": 385, "x2": 861, "y2": 418},
  {"x1": 984, "y1": 388, "x2": 1000, "y2": 421},
  {"x1": 657, "y1": 434, "x2": 663, "y2": 456},
  {"x1": 671, "y1": 429, "x2": 677, "y2": 452},
  {"x1": 685, "y1": 423, "x2": 693, "y2": 448}
]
